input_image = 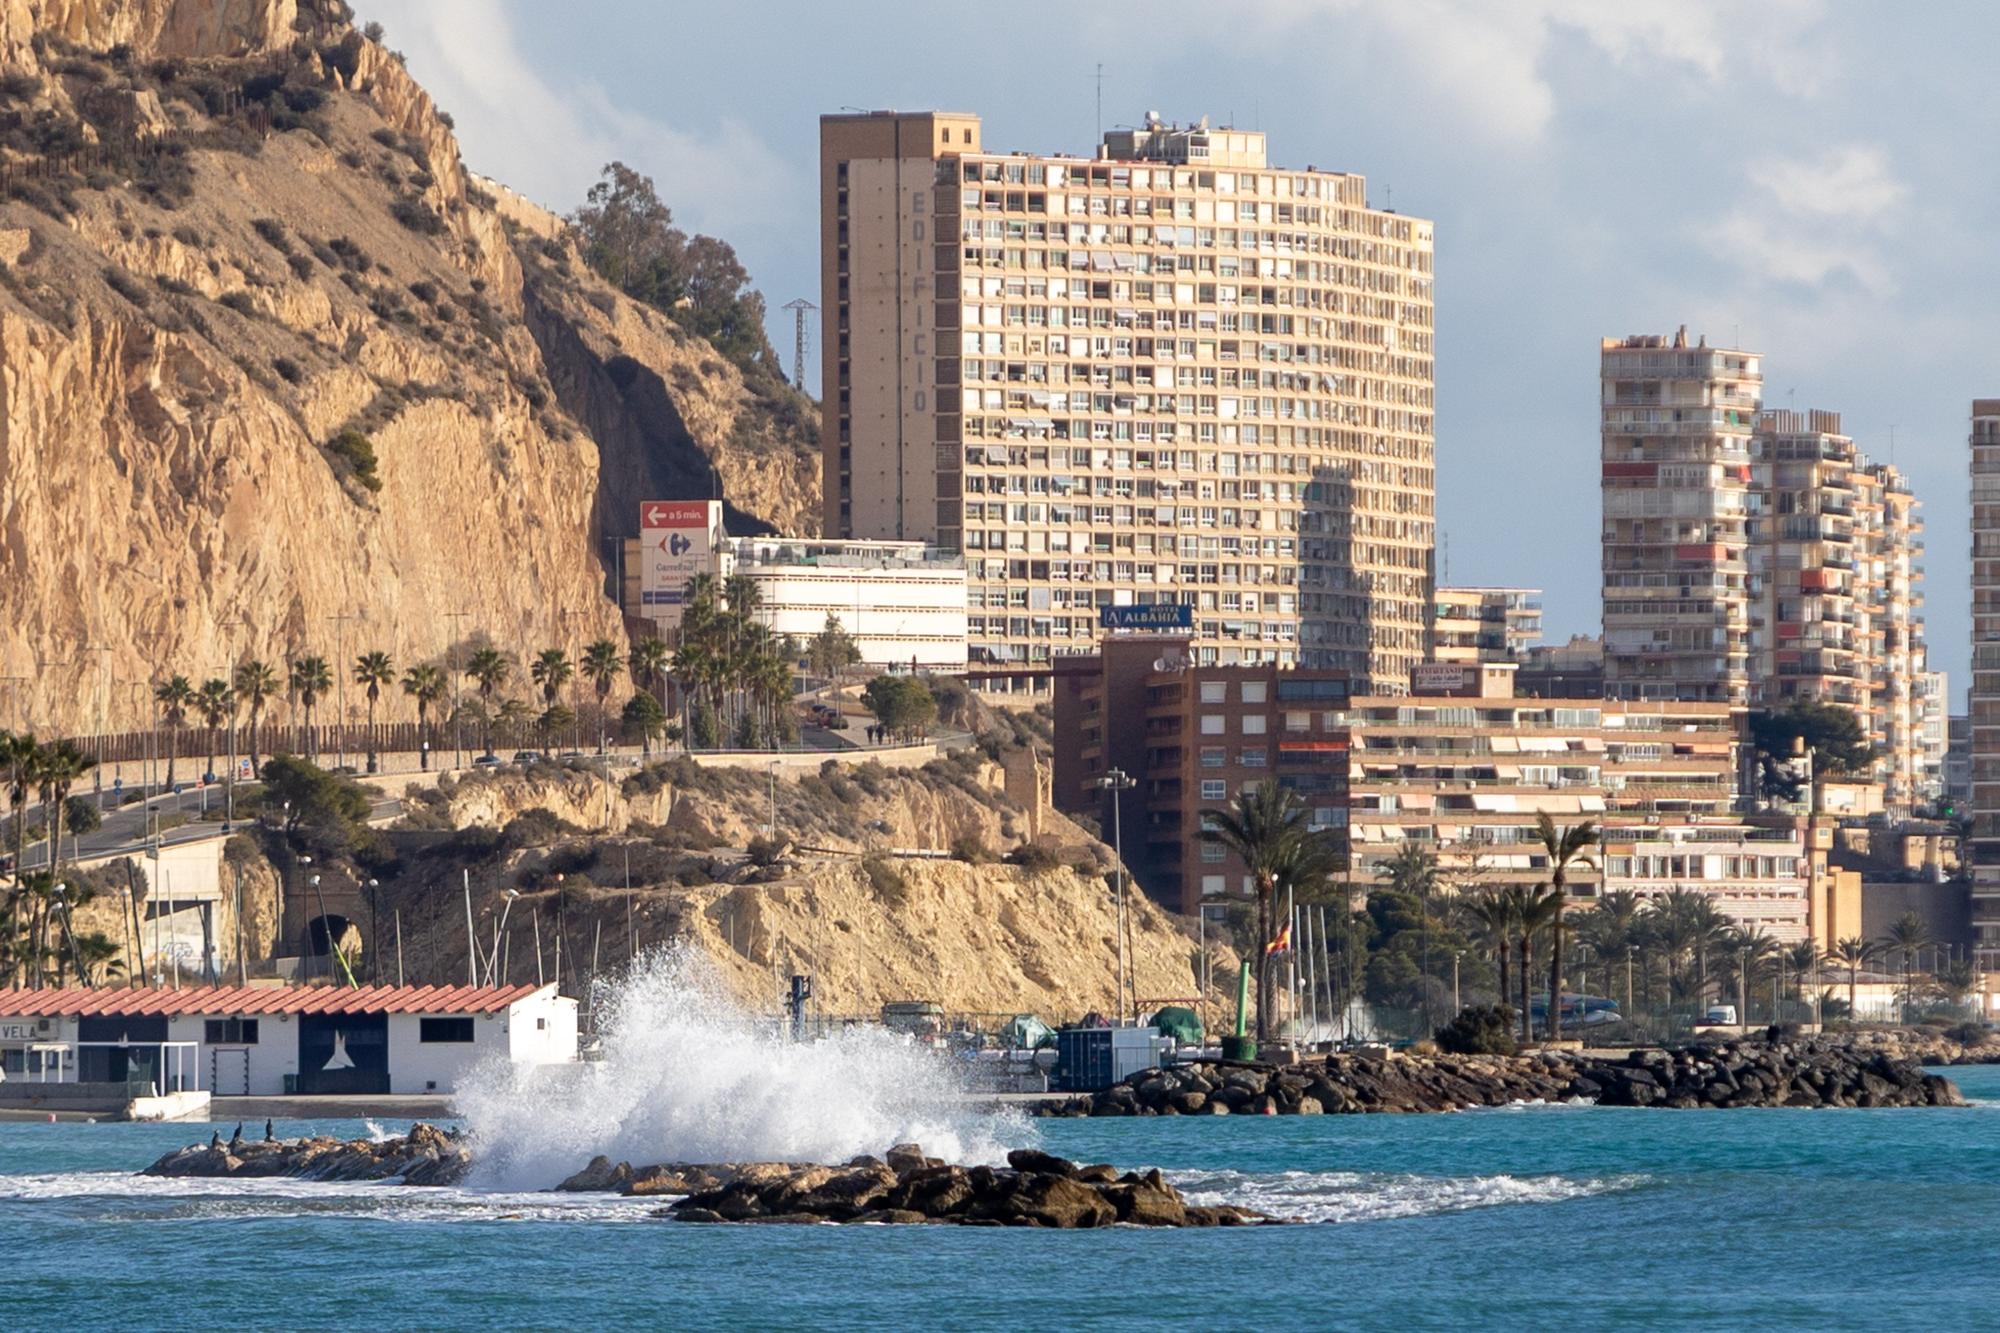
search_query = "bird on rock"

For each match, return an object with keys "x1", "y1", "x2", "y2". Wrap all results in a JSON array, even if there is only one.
[
  {"x1": 228, "y1": 1123, "x2": 245, "y2": 1153},
  {"x1": 264, "y1": 1118, "x2": 276, "y2": 1142},
  {"x1": 209, "y1": 1131, "x2": 223, "y2": 1151}
]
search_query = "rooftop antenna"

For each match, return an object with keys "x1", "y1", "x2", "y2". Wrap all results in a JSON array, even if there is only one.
[
  {"x1": 1094, "y1": 63, "x2": 1105, "y2": 141},
  {"x1": 781, "y1": 298, "x2": 817, "y2": 391}
]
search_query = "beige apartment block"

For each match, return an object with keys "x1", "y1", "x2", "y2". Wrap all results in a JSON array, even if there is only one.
[
  {"x1": 1750, "y1": 409, "x2": 1930, "y2": 806},
  {"x1": 1601, "y1": 328, "x2": 1763, "y2": 704},
  {"x1": 1970, "y1": 400, "x2": 2000, "y2": 963},
  {"x1": 1431, "y1": 586, "x2": 1542, "y2": 664},
  {"x1": 820, "y1": 110, "x2": 1436, "y2": 691}
]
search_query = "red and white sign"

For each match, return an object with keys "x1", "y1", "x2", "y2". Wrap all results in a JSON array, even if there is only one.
[{"x1": 638, "y1": 499, "x2": 722, "y2": 629}]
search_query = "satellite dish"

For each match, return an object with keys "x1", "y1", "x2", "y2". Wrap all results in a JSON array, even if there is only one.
[{"x1": 1154, "y1": 655, "x2": 1187, "y2": 674}]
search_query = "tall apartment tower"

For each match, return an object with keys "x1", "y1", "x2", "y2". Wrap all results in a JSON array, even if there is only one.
[
  {"x1": 1600, "y1": 328, "x2": 1762, "y2": 703},
  {"x1": 1749, "y1": 409, "x2": 1929, "y2": 803},
  {"x1": 1970, "y1": 400, "x2": 2000, "y2": 962},
  {"x1": 819, "y1": 110, "x2": 1436, "y2": 690}
]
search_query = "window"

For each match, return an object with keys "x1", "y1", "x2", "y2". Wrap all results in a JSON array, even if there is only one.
[
  {"x1": 1199, "y1": 680, "x2": 1227, "y2": 703},
  {"x1": 1201, "y1": 841, "x2": 1226, "y2": 862},
  {"x1": 1241, "y1": 680, "x2": 1268, "y2": 703},
  {"x1": 420, "y1": 1017, "x2": 476, "y2": 1044},
  {"x1": 204, "y1": 1018, "x2": 259, "y2": 1044},
  {"x1": 1201, "y1": 875, "x2": 1226, "y2": 897},
  {"x1": 1200, "y1": 746, "x2": 1226, "y2": 768},
  {"x1": 1201, "y1": 779, "x2": 1227, "y2": 799},
  {"x1": 1241, "y1": 715, "x2": 1267, "y2": 735},
  {"x1": 1240, "y1": 748, "x2": 1266, "y2": 767},
  {"x1": 1200, "y1": 715, "x2": 1225, "y2": 735}
]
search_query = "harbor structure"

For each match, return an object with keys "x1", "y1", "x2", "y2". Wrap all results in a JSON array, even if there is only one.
[
  {"x1": 0, "y1": 984, "x2": 576, "y2": 1097},
  {"x1": 820, "y1": 109, "x2": 1436, "y2": 689}
]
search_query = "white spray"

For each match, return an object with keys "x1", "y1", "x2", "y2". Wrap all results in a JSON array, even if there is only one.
[{"x1": 455, "y1": 946, "x2": 1030, "y2": 1189}]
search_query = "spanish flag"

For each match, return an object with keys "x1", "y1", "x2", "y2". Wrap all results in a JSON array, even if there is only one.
[{"x1": 1265, "y1": 922, "x2": 1293, "y2": 956}]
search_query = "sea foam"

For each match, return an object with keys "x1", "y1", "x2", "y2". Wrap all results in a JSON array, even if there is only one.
[{"x1": 454, "y1": 946, "x2": 1028, "y2": 1189}]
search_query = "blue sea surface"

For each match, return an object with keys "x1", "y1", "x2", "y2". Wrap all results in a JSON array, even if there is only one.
[{"x1": 4, "y1": 1068, "x2": 1999, "y2": 1331}]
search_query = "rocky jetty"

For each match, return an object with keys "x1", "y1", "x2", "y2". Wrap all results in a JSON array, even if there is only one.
[
  {"x1": 142, "y1": 1122, "x2": 470, "y2": 1185},
  {"x1": 1044, "y1": 1038, "x2": 1965, "y2": 1117},
  {"x1": 575, "y1": 1146, "x2": 1277, "y2": 1227}
]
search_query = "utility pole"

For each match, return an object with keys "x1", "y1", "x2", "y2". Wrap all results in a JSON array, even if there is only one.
[
  {"x1": 781, "y1": 298, "x2": 817, "y2": 391},
  {"x1": 1095, "y1": 767, "x2": 1137, "y2": 1024},
  {"x1": 330, "y1": 612, "x2": 355, "y2": 772}
]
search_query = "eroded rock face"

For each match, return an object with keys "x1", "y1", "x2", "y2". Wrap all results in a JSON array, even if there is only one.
[
  {"x1": 0, "y1": 0, "x2": 819, "y2": 733},
  {"x1": 1045, "y1": 1039, "x2": 1966, "y2": 1117}
]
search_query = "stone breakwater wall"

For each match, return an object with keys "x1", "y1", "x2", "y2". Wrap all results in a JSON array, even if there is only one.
[
  {"x1": 143, "y1": 1122, "x2": 471, "y2": 1185},
  {"x1": 141, "y1": 1133, "x2": 1274, "y2": 1227},
  {"x1": 1041, "y1": 1039, "x2": 1965, "y2": 1117}
]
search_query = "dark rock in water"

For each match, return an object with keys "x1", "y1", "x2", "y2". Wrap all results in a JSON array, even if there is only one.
[
  {"x1": 557, "y1": 1156, "x2": 631, "y2": 1192},
  {"x1": 1041, "y1": 1037, "x2": 1966, "y2": 1118},
  {"x1": 622, "y1": 1144, "x2": 1284, "y2": 1228},
  {"x1": 142, "y1": 1122, "x2": 471, "y2": 1186},
  {"x1": 1005, "y1": 1148, "x2": 1078, "y2": 1178}
]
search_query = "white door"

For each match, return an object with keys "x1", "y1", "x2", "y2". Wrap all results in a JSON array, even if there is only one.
[{"x1": 211, "y1": 1047, "x2": 249, "y2": 1096}]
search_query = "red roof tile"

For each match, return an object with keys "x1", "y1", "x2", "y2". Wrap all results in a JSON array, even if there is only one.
[{"x1": 0, "y1": 983, "x2": 544, "y2": 1019}]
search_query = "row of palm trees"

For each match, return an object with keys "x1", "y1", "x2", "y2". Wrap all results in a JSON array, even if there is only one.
[
  {"x1": 105, "y1": 593, "x2": 819, "y2": 782},
  {"x1": 1, "y1": 731, "x2": 118, "y2": 988}
]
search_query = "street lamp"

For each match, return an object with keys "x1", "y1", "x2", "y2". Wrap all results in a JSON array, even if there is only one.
[
  {"x1": 1095, "y1": 767, "x2": 1137, "y2": 1026},
  {"x1": 493, "y1": 888, "x2": 522, "y2": 986}
]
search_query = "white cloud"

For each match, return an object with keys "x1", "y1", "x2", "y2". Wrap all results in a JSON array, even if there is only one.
[
  {"x1": 1238, "y1": 0, "x2": 1830, "y2": 144},
  {"x1": 363, "y1": 0, "x2": 794, "y2": 236},
  {"x1": 1705, "y1": 144, "x2": 1907, "y2": 295}
]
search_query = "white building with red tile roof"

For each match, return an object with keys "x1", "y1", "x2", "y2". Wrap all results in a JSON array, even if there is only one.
[{"x1": 0, "y1": 983, "x2": 575, "y2": 1096}]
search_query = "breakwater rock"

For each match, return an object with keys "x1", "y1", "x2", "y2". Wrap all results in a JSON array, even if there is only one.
[
  {"x1": 556, "y1": 1144, "x2": 1275, "y2": 1226},
  {"x1": 1043, "y1": 1039, "x2": 1964, "y2": 1117},
  {"x1": 142, "y1": 1122, "x2": 470, "y2": 1185}
]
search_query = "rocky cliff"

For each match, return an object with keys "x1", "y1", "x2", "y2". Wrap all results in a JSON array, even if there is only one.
[{"x1": 0, "y1": 0, "x2": 820, "y2": 732}]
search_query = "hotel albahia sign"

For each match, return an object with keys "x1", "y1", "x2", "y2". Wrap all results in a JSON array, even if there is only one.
[{"x1": 1100, "y1": 604, "x2": 1194, "y2": 630}]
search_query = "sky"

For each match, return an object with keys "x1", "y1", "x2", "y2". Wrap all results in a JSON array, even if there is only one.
[{"x1": 363, "y1": 0, "x2": 1999, "y2": 696}]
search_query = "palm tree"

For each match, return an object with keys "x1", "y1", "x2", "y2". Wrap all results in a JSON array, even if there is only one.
[
  {"x1": 33, "y1": 739, "x2": 93, "y2": 881},
  {"x1": 464, "y1": 647, "x2": 511, "y2": 758},
  {"x1": 1829, "y1": 935, "x2": 1884, "y2": 1022},
  {"x1": 154, "y1": 676, "x2": 193, "y2": 789},
  {"x1": 531, "y1": 648, "x2": 575, "y2": 750},
  {"x1": 353, "y1": 650, "x2": 395, "y2": 773},
  {"x1": 1783, "y1": 940, "x2": 1820, "y2": 1010},
  {"x1": 1378, "y1": 843, "x2": 1441, "y2": 1029},
  {"x1": 232, "y1": 659, "x2": 278, "y2": 777},
  {"x1": 1510, "y1": 884, "x2": 1563, "y2": 1043},
  {"x1": 627, "y1": 638, "x2": 670, "y2": 756},
  {"x1": 288, "y1": 656, "x2": 333, "y2": 763},
  {"x1": 581, "y1": 638, "x2": 624, "y2": 754},
  {"x1": 194, "y1": 678, "x2": 235, "y2": 781},
  {"x1": 1883, "y1": 911, "x2": 1930, "y2": 1022},
  {"x1": 72, "y1": 929, "x2": 125, "y2": 986},
  {"x1": 401, "y1": 663, "x2": 448, "y2": 770},
  {"x1": 496, "y1": 698, "x2": 534, "y2": 750},
  {"x1": 1461, "y1": 888, "x2": 1517, "y2": 1018},
  {"x1": 1, "y1": 731, "x2": 35, "y2": 886},
  {"x1": 1723, "y1": 926, "x2": 1778, "y2": 1028},
  {"x1": 1199, "y1": 782, "x2": 1321, "y2": 1044},
  {"x1": 1535, "y1": 813, "x2": 1599, "y2": 1041}
]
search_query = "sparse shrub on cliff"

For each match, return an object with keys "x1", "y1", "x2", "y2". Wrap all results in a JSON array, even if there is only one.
[
  {"x1": 1006, "y1": 843, "x2": 1063, "y2": 878},
  {"x1": 217, "y1": 289, "x2": 257, "y2": 316},
  {"x1": 1946, "y1": 1021, "x2": 1989, "y2": 1047},
  {"x1": 101, "y1": 265, "x2": 149, "y2": 307},
  {"x1": 746, "y1": 833, "x2": 785, "y2": 868},
  {"x1": 499, "y1": 808, "x2": 585, "y2": 851},
  {"x1": 0, "y1": 72, "x2": 42, "y2": 100},
  {"x1": 273, "y1": 356, "x2": 303, "y2": 384},
  {"x1": 1435, "y1": 1004, "x2": 1519, "y2": 1057},
  {"x1": 950, "y1": 834, "x2": 993, "y2": 865},
  {"x1": 286, "y1": 252, "x2": 314, "y2": 280},
  {"x1": 325, "y1": 428, "x2": 382, "y2": 491},
  {"x1": 153, "y1": 274, "x2": 197, "y2": 297},
  {"x1": 862, "y1": 854, "x2": 907, "y2": 906},
  {"x1": 392, "y1": 195, "x2": 444, "y2": 235}
]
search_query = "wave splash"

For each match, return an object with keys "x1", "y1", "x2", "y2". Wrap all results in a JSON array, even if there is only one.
[
  {"x1": 455, "y1": 946, "x2": 1028, "y2": 1189},
  {"x1": 1170, "y1": 1168, "x2": 1647, "y2": 1224}
]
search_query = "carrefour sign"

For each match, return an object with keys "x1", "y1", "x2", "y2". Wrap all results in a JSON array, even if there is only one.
[
  {"x1": 1100, "y1": 603, "x2": 1193, "y2": 630},
  {"x1": 639, "y1": 500, "x2": 721, "y2": 627}
]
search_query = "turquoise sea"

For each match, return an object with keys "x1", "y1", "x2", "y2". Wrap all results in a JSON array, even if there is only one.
[{"x1": 4, "y1": 1067, "x2": 1998, "y2": 1331}]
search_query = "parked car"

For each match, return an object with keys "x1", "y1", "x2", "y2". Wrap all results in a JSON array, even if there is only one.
[
  {"x1": 473, "y1": 755, "x2": 502, "y2": 768},
  {"x1": 510, "y1": 750, "x2": 545, "y2": 765}
]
